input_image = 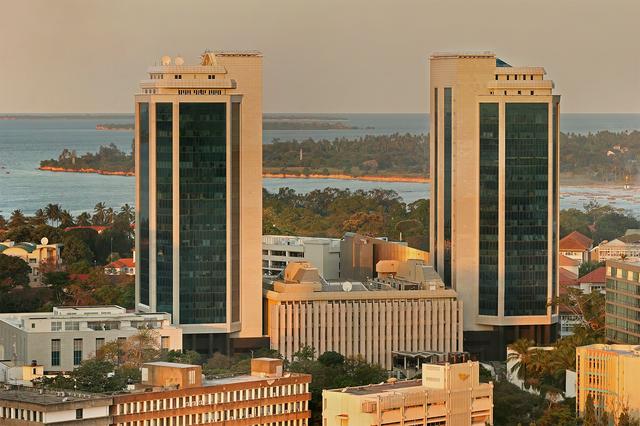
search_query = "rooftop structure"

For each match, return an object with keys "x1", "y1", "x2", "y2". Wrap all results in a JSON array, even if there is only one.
[
  {"x1": 340, "y1": 232, "x2": 429, "y2": 283},
  {"x1": 594, "y1": 232, "x2": 640, "y2": 263},
  {"x1": 0, "y1": 386, "x2": 112, "y2": 425},
  {"x1": 262, "y1": 235, "x2": 340, "y2": 280},
  {"x1": 104, "y1": 257, "x2": 135, "y2": 276},
  {"x1": 135, "y1": 50, "x2": 265, "y2": 356},
  {"x1": 430, "y1": 52, "x2": 560, "y2": 360},
  {"x1": 323, "y1": 361, "x2": 492, "y2": 426},
  {"x1": 560, "y1": 231, "x2": 594, "y2": 264},
  {"x1": 0, "y1": 306, "x2": 181, "y2": 372},
  {"x1": 264, "y1": 260, "x2": 462, "y2": 370}
]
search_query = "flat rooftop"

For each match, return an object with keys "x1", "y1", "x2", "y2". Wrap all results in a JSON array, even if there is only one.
[
  {"x1": 0, "y1": 387, "x2": 110, "y2": 405},
  {"x1": 331, "y1": 380, "x2": 422, "y2": 396},
  {"x1": 144, "y1": 361, "x2": 198, "y2": 369}
]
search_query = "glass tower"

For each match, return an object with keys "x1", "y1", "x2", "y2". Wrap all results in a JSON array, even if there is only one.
[{"x1": 134, "y1": 51, "x2": 264, "y2": 355}]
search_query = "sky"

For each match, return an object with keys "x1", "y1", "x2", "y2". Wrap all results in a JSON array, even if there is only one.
[{"x1": 1, "y1": 0, "x2": 639, "y2": 114}]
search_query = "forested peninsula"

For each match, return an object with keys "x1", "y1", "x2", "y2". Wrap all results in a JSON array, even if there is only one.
[{"x1": 39, "y1": 130, "x2": 640, "y2": 184}]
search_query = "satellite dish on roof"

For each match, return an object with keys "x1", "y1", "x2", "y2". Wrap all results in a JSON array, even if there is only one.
[
  {"x1": 342, "y1": 281, "x2": 353, "y2": 292},
  {"x1": 40, "y1": 237, "x2": 48, "y2": 245},
  {"x1": 161, "y1": 55, "x2": 171, "y2": 66},
  {"x1": 174, "y1": 56, "x2": 184, "y2": 66}
]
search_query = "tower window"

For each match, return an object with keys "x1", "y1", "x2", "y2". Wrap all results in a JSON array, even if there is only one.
[
  {"x1": 174, "y1": 75, "x2": 182, "y2": 80},
  {"x1": 208, "y1": 75, "x2": 216, "y2": 80},
  {"x1": 506, "y1": 75, "x2": 509, "y2": 80},
  {"x1": 530, "y1": 91, "x2": 534, "y2": 95},
  {"x1": 522, "y1": 75, "x2": 526, "y2": 80},
  {"x1": 530, "y1": 75, "x2": 534, "y2": 80},
  {"x1": 504, "y1": 90, "x2": 507, "y2": 95},
  {"x1": 517, "y1": 90, "x2": 521, "y2": 95},
  {"x1": 515, "y1": 75, "x2": 518, "y2": 80},
  {"x1": 495, "y1": 75, "x2": 498, "y2": 80}
]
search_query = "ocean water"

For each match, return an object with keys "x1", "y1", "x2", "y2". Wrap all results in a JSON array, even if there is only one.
[{"x1": 0, "y1": 114, "x2": 639, "y2": 217}]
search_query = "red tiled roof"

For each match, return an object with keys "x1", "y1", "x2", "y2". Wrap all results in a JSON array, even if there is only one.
[
  {"x1": 106, "y1": 258, "x2": 135, "y2": 269},
  {"x1": 69, "y1": 274, "x2": 90, "y2": 282},
  {"x1": 577, "y1": 266, "x2": 606, "y2": 284},
  {"x1": 559, "y1": 268, "x2": 578, "y2": 287},
  {"x1": 559, "y1": 254, "x2": 580, "y2": 267},
  {"x1": 560, "y1": 231, "x2": 593, "y2": 251}
]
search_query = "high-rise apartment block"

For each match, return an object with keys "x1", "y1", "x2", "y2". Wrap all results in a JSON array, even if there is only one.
[
  {"x1": 576, "y1": 344, "x2": 640, "y2": 421},
  {"x1": 605, "y1": 260, "x2": 640, "y2": 344},
  {"x1": 430, "y1": 52, "x2": 560, "y2": 359},
  {"x1": 135, "y1": 51, "x2": 264, "y2": 355}
]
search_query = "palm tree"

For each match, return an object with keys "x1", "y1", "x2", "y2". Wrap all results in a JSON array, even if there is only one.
[
  {"x1": 119, "y1": 204, "x2": 135, "y2": 224},
  {"x1": 44, "y1": 203, "x2": 62, "y2": 227},
  {"x1": 0, "y1": 214, "x2": 6, "y2": 229},
  {"x1": 8, "y1": 209, "x2": 27, "y2": 228},
  {"x1": 76, "y1": 212, "x2": 91, "y2": 226},
  {"x1": 30, "y1": 209, "x2": 48, "y2": 226},
  {"x1": 105, "y1": 207, "x2": 115, "y2": 224},
  {"x1": 59, "y1": 210, "x2": 75, "y2": 228},
  {"x1": 92, "y1": 202, "x2": 106, "y2": 225},
  {"x1": 507, "y1": 338, "x2": 535, "y2": 389}
]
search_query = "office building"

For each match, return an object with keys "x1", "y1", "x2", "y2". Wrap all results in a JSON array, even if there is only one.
[
  {"x1": 0, "y1": 306, "x2": 181, "y2": 373},
  {"x1": 111, "y1": 359, "x2": 311, "y2": 426},
  {"x1": 0, "y1": 386, "x2": 113, "y2": 425},
  {"x1": 576, "y1": 344, "x2": 640, "y2": 421},
  {"x1": 605, "y1": 260, "x2": 640, "y2": 344},
  {"x1": 594, "y1": 232, "x2": 640, "y2": 263},
  {"x1": 0, "y1": 239, "x2": 62, "y2": 286},
  {"x1": 262, "y1": 235, "x2": 340, "y2": 280},
  {"x1": 340, "y1": 232, "x2": 429, "y2": 282},
  {"x1": 134, "y1": 51, "x2": 265, "y2": 355},
  {"x1": 322, "y1": 361, "x2": 493, "y2": 426},
  {"x1": 264, "y1": 260, "x2": 462, "y2": 370},
  {"x1": 429, "y1": 52, "x2": 560, "y2": 359}
]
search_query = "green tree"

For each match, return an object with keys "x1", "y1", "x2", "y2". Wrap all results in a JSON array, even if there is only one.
[
  {"x1": 583, "y1": 393, "x2": 597, "y2": 426},
  {"x1": 42, "y1": 271, "x2": 70, "y2": 305},
  {"x1": 0, "y1": 254, "x2": 31, "y2": 287},
  {"x1": 61, "y1": 236, "x2": 93, "y2": 266},
  {"x1": 44, "y1": 203, "x2": 62, "y2": 227},
  {"x1": 579, "y1": 261, "x2": 605, "y2": 278},
  {"x1": 92, "y1": 202, "x2": 107, "y2": 226},
  {"x1": 538, "y1": 402, "x2": 578, "y2": 426},
  {"x1": 8, "y1": 209, "x2": 27, "y2": 228},
  {"x1": 507, "y1": 338, "x2": 535, "y2": 389},
  {"x1": 76, "y1": 212, "x2": 92, "y2": 226}
]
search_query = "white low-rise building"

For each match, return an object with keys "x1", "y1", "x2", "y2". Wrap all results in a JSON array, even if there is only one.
[
  {"x1": 262, "y1": 235, "x2": 340, "y2": 280},
  {"x1": 0, "y1": 306, "x2": 182, "y2": 373}
]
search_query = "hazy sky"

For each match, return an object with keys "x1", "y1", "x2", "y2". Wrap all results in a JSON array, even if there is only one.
[{"x1": 1, "y1": 0, "x2": 639, "y2": 113}]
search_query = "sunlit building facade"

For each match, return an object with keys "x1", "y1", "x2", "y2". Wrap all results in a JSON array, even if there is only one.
[
  {"x1": 135, "y1": 51, "x2": 264, "y2": 355},
  {"x1": 429, "y1": 52, "x2": 560, "y2": 360}
]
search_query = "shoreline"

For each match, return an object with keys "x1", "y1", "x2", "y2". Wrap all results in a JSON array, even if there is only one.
[
  {"x1": 38, "y1": 166, "x2": 134, "y2": 177},
  {"x1": 36, "y1": 166, "x2": 635, "y2": 189}
]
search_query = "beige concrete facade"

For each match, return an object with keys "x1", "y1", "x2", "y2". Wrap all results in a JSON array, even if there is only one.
[
  {"x1": 0, "y1": 240, "x2": 63, "y2": 287},
  {"x1": 576, "y1": 344, "x2": 640, "y2": 422},
  {"x1": 264, "y1": 261, "x2": 463, "y2": 370},
  {"x1": 429, "y1": 53, "x2": 560, "y2": 335},
  {"x1": 134, "y1": 51, "x2": 263, "y2": 340},
  {"x1": 322, "y1": 361, "x2": 493, "y2": 426}
]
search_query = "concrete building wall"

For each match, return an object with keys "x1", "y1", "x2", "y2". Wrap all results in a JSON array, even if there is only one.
[
  {"x1": 266, "y1": 292, "x2": 462, "y2": 370},
  {"x1": 262, "y1": 236, "x2": 341, "y2": 280}
]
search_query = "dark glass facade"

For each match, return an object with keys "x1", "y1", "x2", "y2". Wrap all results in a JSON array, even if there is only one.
[
  {"x1": 231, "y1": 102, "x2": 240, "y2": 323},
  {"x1": 179, "y1": 103, "x2": 227, "y2": 324},
  {"x1": 478, "y1": 103, "x2": 499, "y2": 315},
  {"x1": 605, "y1": 265, "x2": 640, "y2": 344},
  {"x1": 156, "y1": 103, "x2": 173, "y2": 314},
  {"x1": 504, "y1": 103, "x2": 549, "y2": 316},
  {"x1": 138, "y1": 103, "x2": 150, "y2": 306},
  {"x1": 443, "y1": 88, "x2": 452, "y2": 287},
  {"x1": 552, "y1": 102, "x2": 559, "y2": 303},
  {"x1": 433, "y1": 88, "x2": 438, "y2": 272}
]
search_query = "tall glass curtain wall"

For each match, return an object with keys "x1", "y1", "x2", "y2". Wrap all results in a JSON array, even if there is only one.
[
  {"x1": 443, "y1": 88, "x2": 452, "y2": 287},
  {"x1": 552, "y1": 102, "x2": 559, "y2": 302},
  {"x1": 156, "y1": 103, "x2": 173, "y2": 314},
  {"x1": 478, "y1": 103, "x2": 499, "y2": 315},
  {"x1": 504, "y1": 103, "x2": 549, "y2": 316},
  {"x1": 179, "y1": 103, "x2": 227, "y2": 324},
  {"x1": 138, "y1": 103, "x2": 150, "y2": 306},
  {"x1": 231, "y1": 102, "x2": 240, "y2": 323},
  {"x1": 433, "y1": 88, "x2": 438, "y2": 272}
]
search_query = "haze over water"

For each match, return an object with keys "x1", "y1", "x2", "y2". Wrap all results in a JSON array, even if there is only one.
[{"x1": 1, "y1": 113, "x2": 639, "y2": 216}]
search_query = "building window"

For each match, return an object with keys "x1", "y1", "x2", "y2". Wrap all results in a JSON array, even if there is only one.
[
  {"x1": 51, "y1": 339, "x2": 60, "y2": 366},
  {"x1": 189, "y1": 370, "x2": 196, "y2": 385},
  {"x1": 443, "y1": 87, "x2": 452, "y2": 287},
  {"x1": 161, "y1": 336, "x2": 170, "y2": 350},
  {"x1": 65, "y1": 321, "x2": 79, "y2": 331},
  {"x1": 76, "y1": 409, "x2": 83, "y2": 419},
  {"x1": 208, "y1": 75, "x2": 216, "y2": 79},
  {"x1": 73, "y1": 339, "x2": 83, "y2": 366},
  {"x1": 95, "y1": 338, "x2": 105, "y2": 352},
  {"x1": 517, "y1": 90, "x2": 521, "y2": 95},
  {"x1": 531, "y1": 91, "x2": 534, "y2": 95},
  {"x1": 506, "y1": 75, "x2": 509, "y2": 80},
  {"x1": 174, "y1": 75, "x2": 182, "y2": 79},
  {"x1": 51, "y1": 321, "x2": 62, "y2": 331}
]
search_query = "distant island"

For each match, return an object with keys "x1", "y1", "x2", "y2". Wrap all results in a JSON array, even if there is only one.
[
  {"x1": 38, "y1": 130, "x2": 640, "y2": 185},
  {"x1": 94, "y1": 120, "x2": 363, "y2": 131}
]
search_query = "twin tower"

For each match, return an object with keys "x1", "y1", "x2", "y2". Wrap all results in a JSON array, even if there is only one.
[{"x1": 135, "y1": 51, "x2": 560, "y2": 360}]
